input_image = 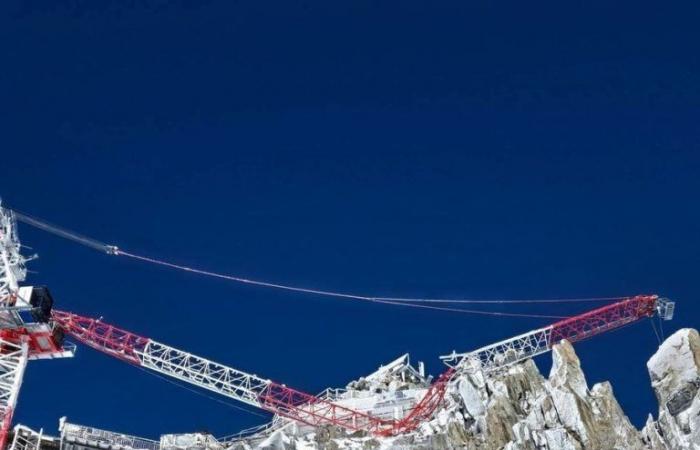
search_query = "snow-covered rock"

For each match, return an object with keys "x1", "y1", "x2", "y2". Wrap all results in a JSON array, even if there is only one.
[
  {"x1": 643, "y1": 328, "x2": 700, "y2": 450},
  {"x1": 231, "y1": 330, "x2": 700, "y2": 450}
]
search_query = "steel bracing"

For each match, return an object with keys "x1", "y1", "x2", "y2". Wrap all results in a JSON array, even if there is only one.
[
  {"x1": 60, "y1": 421, "x2": 159, "y2": 450},
  {"x1": 0, "y1": 340, "x2": 28, "y2": 450},
  {"x1": 141, "y1": 340, "x2": 269, "y2": 408},
  {"x1": 441, "y1": 326, "x2": 553, "y2": 372},
  {"x1": 0, "y1": 207, "x2": 25, "y2": 306},
  {"x1": 8, "y1": 425, "x2": 49, "y2": 450},
  {"x1": 50, "y1": 310, "x2": 456, "y2": 436},
  {"x1": 441, "y1": 295, "x2": 674, "y2": 372},
  {"x1": 51, "y1": 294, "x2": 675, "y2": 437}
]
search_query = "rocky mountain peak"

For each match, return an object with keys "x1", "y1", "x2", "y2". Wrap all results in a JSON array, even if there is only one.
[
  {"x1": 643, "y1": 328, "x2": 700, "y2": 449},
  {"x1": 235, "y1": 329, "x2": 700, "y2": 450}
]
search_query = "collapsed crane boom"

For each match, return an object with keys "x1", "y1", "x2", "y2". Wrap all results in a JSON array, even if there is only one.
[
  {"x1": 51, "y1": 294, "x2": 675, "y2": 437},
  {"x1": 50, "y1": 311, "x2": 403, "y2": 435}
]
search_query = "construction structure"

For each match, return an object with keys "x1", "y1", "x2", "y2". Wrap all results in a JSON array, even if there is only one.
[
  {"x1": 0, "y1": 202, "x2": 677, "y2": 450},
  {"x1": 0, "y1": 205, "x2": 75, "y2": 450}
]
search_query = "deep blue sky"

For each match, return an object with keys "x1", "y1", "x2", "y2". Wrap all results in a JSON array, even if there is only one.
[{"x1": 2, "y1": 0, "x2": 699, "y2": 438}]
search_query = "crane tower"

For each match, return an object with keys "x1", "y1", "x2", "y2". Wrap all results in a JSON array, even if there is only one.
[{"x1": 0, "y1": 204, "x2": 74, "y2": 450}]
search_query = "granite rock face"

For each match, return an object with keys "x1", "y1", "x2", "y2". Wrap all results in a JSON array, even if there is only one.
[
  {"x1": 642, "y1": 329, "x2": 700, "y2": 450},
  {"x1": 234, "y1": 329, "x2": 700, "y2": 450}
]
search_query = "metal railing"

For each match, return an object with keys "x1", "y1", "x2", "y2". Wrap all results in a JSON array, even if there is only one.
[{"x1": 61, "y1": 422, "x2": 159, "y2": 450}]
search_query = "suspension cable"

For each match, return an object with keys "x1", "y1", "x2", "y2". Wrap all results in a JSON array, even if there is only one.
[
  {"x1": 8, "y1": 207, "x2": 625, "y2": 316},
  {"x1": 11, "y1": 209, "x2": 116, "y2": 254}
]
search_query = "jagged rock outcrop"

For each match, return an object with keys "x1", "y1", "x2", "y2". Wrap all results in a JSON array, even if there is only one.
[
  {"x1": 235, "y1": 329, "x2": 700, "y2": 450},
  {"x1": 642, "y1": 329, "x2": 700, "y2": 449}
]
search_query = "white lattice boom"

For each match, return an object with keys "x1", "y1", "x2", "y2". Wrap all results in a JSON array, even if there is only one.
[{"x1": 140, "y1": 341, "x2": 269, "y2": 408}]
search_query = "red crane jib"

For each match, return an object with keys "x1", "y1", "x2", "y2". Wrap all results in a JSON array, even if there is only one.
[
  {"x1": 50, "y1": 310, "x2": 148, "y2": 365},
  {"x1": 549, "y1": 295, "x2": 658, "y2": 345}
]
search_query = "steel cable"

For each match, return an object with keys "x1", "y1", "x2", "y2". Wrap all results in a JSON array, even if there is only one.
[{"x1": 10, "y1": 207, "x2": 625, "y2": 318}]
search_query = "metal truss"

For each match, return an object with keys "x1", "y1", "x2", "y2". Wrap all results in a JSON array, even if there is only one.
[
  {"x1": 8, "y1": 425, "x2": 48, "y2": 450},
  {"x1": 442, "y1": 326, "x2": 554, "y2": 372},
  {"x1": 139, "y1": 341, "x2": 269, "y2": 408},
  {"x1": 0, "y1": 340, "x2": 28, "y2": 450},
  {"x1": 51, "y1": 310, "x2": 453, "y2": 436},
  {"x1": 60, "y1": 420, "x2": 159, "y2": 450},
  {"x1": 0, "y1": 206, "x2": 28, "y2": 337},
  {"x1": 0, "y1": 206, "x2": 26, "y2": 305},
  {"x1": 442, "y1": 295, "x2": 673, "y2": 373},
  {"x1": 51, "y1": 295, "x2": 675, "y2": 437}
]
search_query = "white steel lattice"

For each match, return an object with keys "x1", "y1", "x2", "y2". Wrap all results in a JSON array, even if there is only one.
[
  {"x1": 0, "y1": 340, "x2": 29, "y2": 450},
  {"x1": 441, "y1": 327, "x2": 552, "y2": 372},
  {"x1": 138, "y1": 341, "x2": 271, "y2": 408},
  {"x1": 60, "y1": 421, "x2": 159, "y2": 450},
  {"x1": 0, "y1": 206, "x2": 26, "y2": 306},
  {"x1": 8, "y1": 425, "x2": 44, "y2": 450},
  {"x1": 442, "y1": 296, "x2": 671, "y2": 374}
]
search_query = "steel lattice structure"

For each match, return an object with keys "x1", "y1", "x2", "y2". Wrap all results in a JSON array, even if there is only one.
[
  {"x1": 8, "y1": 425, "x2": 46, "y2": 450},
  {"x1": 0, "y1": 205, "x2": 74, "y2": 450},
  {"x1": 51, "y1": 294, "x2": 675, "y2": 437},
  {"x1": 50, "y1": 309, "x2": 456, "y2": 436},
  {"x1": 441, "y1": 295, "x2": 675, "y2": 372},
  {"x1": 0, "y1": 209, "x2": 24, "y2": 304},
  {"x1": 0, "y1": 340, "x2": 28, "y2": 450}
]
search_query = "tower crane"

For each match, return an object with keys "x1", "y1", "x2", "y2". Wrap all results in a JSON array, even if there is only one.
[{"x1": 0, "y1": 202, "x2": 678, "y2": 441}]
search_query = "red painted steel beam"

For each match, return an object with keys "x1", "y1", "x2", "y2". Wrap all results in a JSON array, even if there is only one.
[
  {"x1": 549, "y1": 295, "x2": 658, "y2": 345},
  {"x1": 0, "y1": 406, "x2": 14, "y2": 450},
  {"x1": 258, "y1": 383, "x2": 392, "y2": 434},
  {"x1": 51, "y1": 310, "x2": 148, "y2": 364},
  {"x1": 51, "y1": 309, "x2": 451, "y2": 436}
]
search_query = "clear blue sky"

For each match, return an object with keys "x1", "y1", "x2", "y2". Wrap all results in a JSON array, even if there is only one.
[{"x1": 2, "y1": 0, "x2": 699, "y2": 438}]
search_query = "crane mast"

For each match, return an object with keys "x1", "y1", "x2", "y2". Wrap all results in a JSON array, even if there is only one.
[
  {"x1": 0, "y1": 204, "x2": 74, "y2": 450},
  {"x1": 0, "y1": 341, "x2": 28, "y2": 450}
]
